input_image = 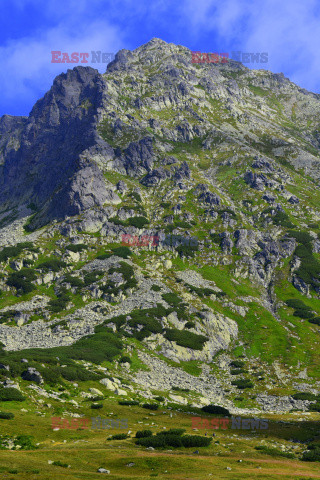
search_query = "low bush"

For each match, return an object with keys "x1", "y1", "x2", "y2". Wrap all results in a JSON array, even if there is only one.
[
  {"x1": 308, "y1": 402, "x2": 320, "y2": 412},
  {"x1": 162, "y1": 292, "x2": 183, "y2": 307},
  {"x1": 6, "y1": 268, "x2": 37, "y2": 295},
  {"x1": 135, "y1": 430, "x2": 152, "y2": 438},
  {"x1": 231, "y1": 379, "x2": 254, "y2": 389},
  {"x1": 185, "y1": 321, "x2": 195, "y2": 329},
  {"x1": 15, "y1": 435, "x2": 37, "y2": 450},
  {"x1": 151, "y1": 284, "x2": 161, "y2": 292},
  {"x1": 154, "y1": 396, "x2": 164, "y2": 402},
  {"x1": 157, "y1": 429, "x2": 185, "y2": 436},
  {"x1": 0, "y1": 387, "x2": 25, "y2": 401},
  {"x1": 37, "y1": 258, "x2": 67, "y2": 272},
  {"x1": 107, "y1": 433, "x2": 128, "y2": 440},
  {"x1": 291, "y1": 392, "x2": 317, "y2": 401},
  {"x1": 91, "y1": 403, "x2": 103, "y2": 409},
  {"x1": 136, "y1": 433, "x2": 211, "y2": 448},
  {"x1": 285, "y1": 299, "x2": 315, "y2": 320},
  {"x1": 309, "y1": 317, "x2": 320, "y2": 326},
  {"x1": 0, "y1": 242, "x2": 37, "y2": 262},
  {"x1": 164, "y1": 328, "x2": 208, "y2": 350},
  {"x1": 0, "y1": 412, "x2": 14, "y2": 419},
  {"x1": 119, "y1": 356, "x2": 131, "y2": 364},
  {"x1": 142, "y1": 403, "x2": 159, "y2": 410},
  {"x1": 230, "y1": 368, "x2": 247, "y2": 375},
  {"x1": 63, "y1": 274, "x2": 84, "y2": 288},
  {"x1": 230, "y1": 360, "x2": 245, "y2": 368},
  {"x1": 52, "y1": 461, "x2": 69, "y2": 468},
  {"x1": 255, "y1": 445, "x2": 295, "y2": 459},
  {"x1": 201, "y1": 405, "x2": 231, "y2": 416},
  {"x1": 127, "y1": 216, "x2": 149, "y2": 228},
  {"x1": 301, "y1": 448, "x2": 320, "y2": 462}
]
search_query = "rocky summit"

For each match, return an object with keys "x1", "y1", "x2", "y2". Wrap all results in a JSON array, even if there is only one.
[{"x1": 0, "y1": 38, "x2": 320, "y2": 423}]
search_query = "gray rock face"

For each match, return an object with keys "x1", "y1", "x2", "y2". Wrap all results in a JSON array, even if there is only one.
[
  {"x1": 0, "y1": 66, "x2": 114, "y2": 228},
  {"x1": 21, "y1": 367, "x2": 43, "y2": 384}
]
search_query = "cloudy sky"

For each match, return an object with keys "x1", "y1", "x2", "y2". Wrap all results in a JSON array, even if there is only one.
[{"x1": 1, "y1": 0, "x2": 319, "y2": 116}]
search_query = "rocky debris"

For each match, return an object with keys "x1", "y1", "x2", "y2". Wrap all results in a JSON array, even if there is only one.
[
  {"x1": 117, "y1": 137, "x2": 154, "y2": 177},
  {"x1": 252, "y1": 156, "x2": 275, "y2": 172},
  {"x1": 141, "y1": 167, "x2": 171, "y2": 186},
  {"x1": 21, "y1": 367, "x2": 43, "y2": 384},
  {"x1": 220, "y1": 232, "x2": 233, "y2": 254},
  {"x1": 97, "y1": 468, "x2": 110, "y2": 474},
  {"x1": 198, "y1": 191, "x2": 221, "y2": 206},
  {"x1": 256, "y1": 394, "x2": 313, "y2": 412},
  {"x1": 173, "y1": 161, "x2": 191, "y2": 181},
  {"x1": 244, "y1": 171, "x2": 275, "y2": 191},
  {"x1": 288, "y1": 195, "x2": 300, "y2": 204},
  {"x1": 116, "y1": 180, "x2": 127, "y2": 194}
]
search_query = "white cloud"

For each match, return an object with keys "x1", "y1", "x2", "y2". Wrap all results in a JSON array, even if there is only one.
[{"x1": 0, "y1": 19, "x2": 124, "y2": 115}]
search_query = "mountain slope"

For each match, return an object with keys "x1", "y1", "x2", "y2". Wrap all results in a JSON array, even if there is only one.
[{"x1": 0, "y1": 38, "x2": 319, "y2": 416}]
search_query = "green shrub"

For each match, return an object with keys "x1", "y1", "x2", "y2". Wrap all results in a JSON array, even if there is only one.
[
  {"x1": 0, "y1": 412, "x2": 14, "y2": 419},
  {"x1": 6, "y1": 268, "x2": 37, "y2": 294},
  {"x1": 154, "y1": 396, "x2": 164, "y2": 402},
  {"x1": 151, "y1": 285, "x2": 161, "y2": 292},
  {"x1": 135, "y1": 430, "x2": 152, "y2": 438},
  {"x1": 0, "y1": 387, "x2": 25, "y2": 401},
  {"x1": 162, "y1": 292, "x2": 183, "y2": 307},
  {"x1": 291, "y1": 392, "x2": 317, "y2": 401},
  {"x1": 0, "y1": 242, "x2": 37, "y2": 262},
  {"x1": 63, "y1": 274, "x2": 84, "y2": 288},
  {"x1": 187, "y1": 285, "x2": 216, "y2": 297},
  {"x1": 37, "y1": 258, "x2": 67, "y2": 272},
  {"x1": 185, "y1": 321, "x2": 195, "y2": 329},
  {"x1": 230, "y1": 368, "x2": 247, "y2": 375},
  {"x1": 176, "y1": 245, "x2": 199, "y2": 258},
  {"x1": 287, "y1": 231, "x2": 314, "y2": 245},
  {"x1": 285, "y1": 299, "x2": 315, "y2": 319},
  {"x1": 119, "y1": 356, "x2": 131, "y2": 364},
  {"x1": 127, "y1": 216, "x2": 149, "y2": 228},
  {"x1": 201, "y1": 405, "x2": 231, "y2": 416},
  {"x1": 83, "y1": 270, "x2": 104, "y2": 286},
  {"x1": 231, "y1": 379, "x2": 254, "y2": 389},
  {"x1": 309, "y1": 317, "x2": 320, "y2": 326},
  {"x1": 308, "y1": 402, "x2": 320, "y2": 412},
  {"x1": 60, "y1": 366, "x2": 100, "y2": 382},
  {"x1": 90, "y1": 395, "x2": 104, "y2": 401},
  {"x1": 91, "y1": 403, "x2": 103, "y2": 409},
  {"x1": 15, "y1": 435, "x2": 37, "y2": 450},
  {"x1": 108, "y1": 433, "x2": 128, "y2": 440},
  {"x1": 293, "y1": 245, "x2": 320, "y2": 289},
  {"x1": 52, "y1": 461, "x2": 68, "y2": 468},
  {"x1": 181, "y1": 435, "x2": 212, "y2": 447},
  {"x1": 158, "y1": 429, "x2": 185, "y2": 436},
  {"x1": 111, "y1": 246, "x2": 133, "y2": 258},
  {"x1": 230, "y1": 360, "x2": 245, "y2": 368},
  {"x1": 255, "y1": 445, "x2": 295, "y2": 459},
  {"x1": 272, "y1": 211, "x2": 294, "y2": 228},
  {"x1": 136, "y1": 433, "x2": 211, "y2": 448},
  {"x1": 164, "y1": 329, "x2": 208, "y2": 350},
  {"x1": 301, "y1": 448, "x2": 320, "y2": 462},
  {"x1": 142, "y1": 403, "x2": 159, "y2": 410}
]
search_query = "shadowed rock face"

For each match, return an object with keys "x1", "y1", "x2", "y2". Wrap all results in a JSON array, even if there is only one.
[{"x1": 0, "y1": 66, "x2": 114, "y2": 228}]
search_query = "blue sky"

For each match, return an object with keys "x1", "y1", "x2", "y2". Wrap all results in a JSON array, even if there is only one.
[{"x1": 1, "y1": 0, "x2": 319, "y2": 117}]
